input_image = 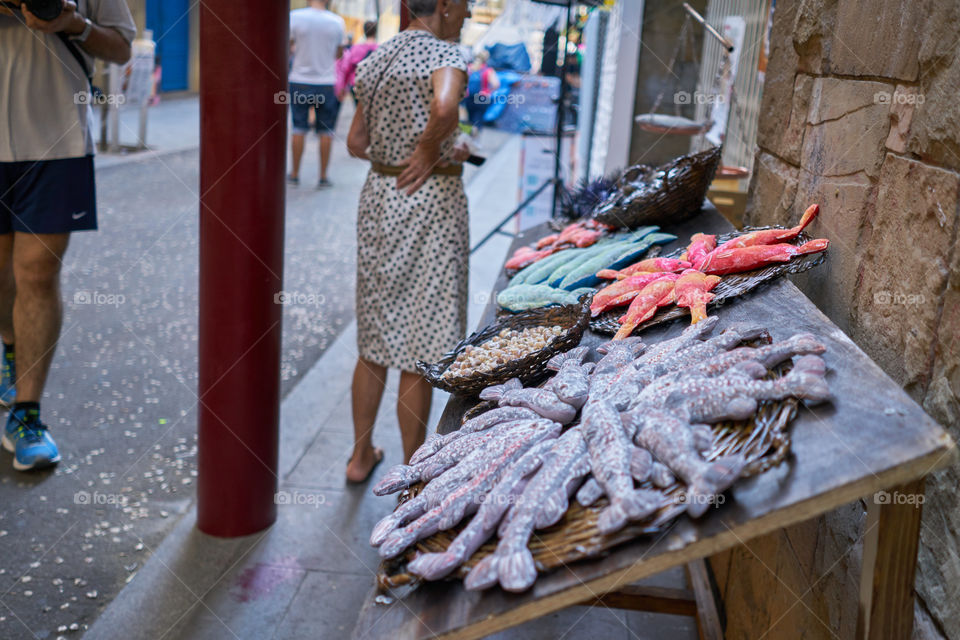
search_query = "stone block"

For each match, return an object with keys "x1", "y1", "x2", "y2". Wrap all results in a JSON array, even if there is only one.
[
  {"x1": 792, "y1": 0, "x2": 838, "y2": 74},
  {"x1": 908, "y1": 12, "x2": 960, "y2": 173},
  {"x1": 807, "y1": 77, "x2": 893, "y2": 125},
  {"x1": 886, "y1": 85, "x2": 922, "y2": 153},
  {"x1": 801, "y1": 102, "x2": 891, "y2": 179},
  {"x1": 789, "y1": 171, "x2": 875, "y2": 333},
  {"x1": 851, "y1": 154, "x2": 958, "y2": 396},
  {"x1": 828, "y1": 0, "x2": 922, "y2": 81},
  {"x1": 916, "y1": 464, "x2": 960, "y2": 640},
  {"x1": 745, "y1": 152, "x2": 800, "y2": 228},
  {"x1": 772, "y1": 73, "x2": 815, "y2": 166}
]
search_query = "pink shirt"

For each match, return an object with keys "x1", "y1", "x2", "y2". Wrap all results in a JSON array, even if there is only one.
[{"x1": 335, "y1": 41, "x2": 378, "y2": 96}]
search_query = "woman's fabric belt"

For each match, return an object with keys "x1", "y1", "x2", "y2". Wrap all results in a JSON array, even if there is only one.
[{"x1": 371, "y1": 162, "x2": 463, "y2": 177}]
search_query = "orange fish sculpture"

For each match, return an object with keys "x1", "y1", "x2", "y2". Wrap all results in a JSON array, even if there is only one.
[
  {"x1": 699, "y1": 239, "x2": 829, "y2": 276},
  {"x1": 590, "y1": 272, "x2": 679, "y2": 317},
  {"x1": 504, "y1": 246, "x2": 557, "y2": 270},
  {"x1": 613, "y1": 278, "x2": 678, "y2": 340},
  {"x1": 596, "y1": 258, "x2": 692, "y2": 280},
  {"x1": 714, "y1": 204, "x2": 820, "y2": 253},
  {"x1": 680, "y1": 233, "x2": 717, "y2": 270},
  {"x1": 674, "y1": 269, "x2": 722, "y2": 324}
]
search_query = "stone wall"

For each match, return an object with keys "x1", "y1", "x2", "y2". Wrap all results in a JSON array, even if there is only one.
[{"x1": 713, "y1": 0, "x2": 960, "y2": 637}]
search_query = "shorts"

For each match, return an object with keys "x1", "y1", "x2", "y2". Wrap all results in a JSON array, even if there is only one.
[
  {"x1": 289, "y1": 83, "x2": 340, "y2": 135},
  {"x1": 0, "y1": 155, "x2": 98, "y2": 234}
]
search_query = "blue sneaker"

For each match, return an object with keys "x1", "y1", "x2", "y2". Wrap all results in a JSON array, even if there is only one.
[
  {"x1": 0, "y1": 345, "x2": 14, "y2": 406},
  {"x1": 2, "y1": 407, "x2": 59, "y2": 471}
]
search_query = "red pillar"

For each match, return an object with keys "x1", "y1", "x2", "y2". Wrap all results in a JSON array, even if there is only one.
[
  {"x1": 400, "y1": 0, "x2": 410, "y2": 30},
  {"x1": 196, "y1": 0, "x2": 288, "y2": 536}
]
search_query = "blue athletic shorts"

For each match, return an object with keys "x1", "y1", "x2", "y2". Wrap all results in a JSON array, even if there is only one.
[
  {"x1": 0, "y1": 155, "x2": 97, "y2": 234},
  {"x1": 289, "y1": 83, "x2": 340, "y2": 135}
]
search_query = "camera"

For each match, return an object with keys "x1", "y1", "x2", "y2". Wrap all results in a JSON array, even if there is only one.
[{"x1": 2, "y1": 0, "x2": 63, "y2": 21}]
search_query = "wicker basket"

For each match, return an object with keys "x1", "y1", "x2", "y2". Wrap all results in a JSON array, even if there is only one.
[
  {"x1": 591, "y1": 147, "x2": 722, "y2": 229},
  {"x1": 590, "y1": 229, "x2": 827, "y2": 336},
  {"x1": 416, "y1": 295, "x2": 592, "y2": 397},
  {"x1": 379, "y1": 335, "x2": 800, "y2": 590}
]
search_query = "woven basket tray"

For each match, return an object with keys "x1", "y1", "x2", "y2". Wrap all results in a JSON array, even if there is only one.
[
  {"x1": 379, "y1": 336, "x2": 800, "y2": 590},
  {"x1": 416, "y1": 296, "x2": 591, "y2": 397},
  {"x1": 590, "y1": 229, "x2": 826, "y2": 336},
  {"x1": 591, "y1": 147, "x2": 722, "y2": 229}
]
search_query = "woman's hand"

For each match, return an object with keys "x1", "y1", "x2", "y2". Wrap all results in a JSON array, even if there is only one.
[
  {"x1": 397, "y1": 143, "x2": 442, "y2": 196},
  {"x1": 451, "y1": 141, "x2": 471, "y2": 164}
]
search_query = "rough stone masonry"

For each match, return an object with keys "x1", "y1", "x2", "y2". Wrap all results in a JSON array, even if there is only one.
[{"x1": 709, "y1": 1, "x2": 960, "y2": 639}]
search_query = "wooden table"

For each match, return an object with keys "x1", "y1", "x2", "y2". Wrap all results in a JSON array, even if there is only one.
[{"x1": 353, "y1": 207, "x2": 956, "y2": 640}]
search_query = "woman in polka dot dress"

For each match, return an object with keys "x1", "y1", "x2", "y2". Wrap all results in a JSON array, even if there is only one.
[{"x1": 344, "y1": 0, "x2": 472, "y2": 482}]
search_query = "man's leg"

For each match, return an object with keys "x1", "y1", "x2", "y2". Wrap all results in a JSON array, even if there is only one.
[
  {"x1": 11, "y1": 232, "x2": 69, "y2": 402},
  {"x1": 0, "y1": 234, "x2": 15, "y2": 405},
  {"x1": 397, "y1": 371, "x2": 432, "y2": 464},
  {"x1": 0, "y1": 233, "x2": 15, "y2": 343},
  {"x1": 347, "y1": 357, "x2": 387, "y2": 482},
  {"x1": 319, "y1": 134, "x2": 332, "y2": 182},
  {"x1": 290, "y1": 133, "x2": 306, "y2": 181}
]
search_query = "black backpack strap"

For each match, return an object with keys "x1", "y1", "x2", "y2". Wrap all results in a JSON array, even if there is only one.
[
  {"x1": 56, "y1": 0, "x2": 98, "y2": 92},
  {"x1": 57, "y1": 32, "x2": 94, "y2": 88}
]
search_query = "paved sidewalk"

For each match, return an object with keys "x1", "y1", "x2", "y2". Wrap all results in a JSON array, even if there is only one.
[
  {"x1": 93, "y1": 95, "x2": 201, "y2": 169},
  {"x1": 83, "y1": 135, "x2": 700, "y2": 640}
]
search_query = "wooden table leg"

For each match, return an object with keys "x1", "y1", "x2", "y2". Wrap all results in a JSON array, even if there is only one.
[
  {"x1": 686, "y1": 559, "x2": 724, "y2": 640},
  {"x1": 581, "y1": 560, "x2": 724, "y2": 640},
  {"x1": 857, "y1": 478, "x2": 926, "y2": 640}
]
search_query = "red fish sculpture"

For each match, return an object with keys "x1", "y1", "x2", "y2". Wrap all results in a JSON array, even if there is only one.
[
  {"x1": 590, "y1": 272, "x2": 678, "y2": 317},
  {"x1": 714, "y1": 204, "x2": 820, "y2": 253},
  {"x1": 674, "y1": 269, "x2": 722, "y2": 324},
  {"x1": 613, "y1": 278, "x2": 678, "y2": 340},
  {"x1": 699, "y1": 239, "x2": 829, "y2": 276},
  {"x1": 596, "y1": 257, "x2": 692, "y2": 280},
  {"x1": 680, "y1": 233, "x2": 717, "y2": 270}
]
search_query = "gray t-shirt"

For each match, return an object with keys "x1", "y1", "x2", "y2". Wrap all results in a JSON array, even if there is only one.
[
  {"x1": 289, "y1": 7, "x2": 345, "y2": 86},
  {"x1": 0, "y1": 0, "x2": 136, "y2": 162}
]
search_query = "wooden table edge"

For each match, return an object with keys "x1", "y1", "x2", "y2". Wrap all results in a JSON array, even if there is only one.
[{"x1": 420, "y1": 443, "x2": 955, "y2": 640}]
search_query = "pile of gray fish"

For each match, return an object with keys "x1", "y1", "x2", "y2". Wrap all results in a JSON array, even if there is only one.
[{"x1": 369, "y1": 316, "x2": 831, "y2": 593}]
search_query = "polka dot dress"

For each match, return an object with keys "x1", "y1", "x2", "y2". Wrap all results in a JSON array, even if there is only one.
[{"x1": 353, "y1": 30, "x2": 469, "y2": 372}]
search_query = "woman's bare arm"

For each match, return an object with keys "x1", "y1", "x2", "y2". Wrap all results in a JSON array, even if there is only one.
[
  {"x1": 347, "y1": 102, "x2": 371, "y2": 160},
  {"x1": 396, "y1": 66, "x2": 466, "y2": 195}
]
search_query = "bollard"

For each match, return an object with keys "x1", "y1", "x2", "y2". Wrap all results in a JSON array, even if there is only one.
[{"x1": 197, "y1": 0, "x2": 288, "y2": 537}]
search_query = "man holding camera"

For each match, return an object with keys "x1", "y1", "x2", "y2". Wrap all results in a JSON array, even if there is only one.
[{"x1": 0, "y1": 0, "x2": 134, "y2": 470}]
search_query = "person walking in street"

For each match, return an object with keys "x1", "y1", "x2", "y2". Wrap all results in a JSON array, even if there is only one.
[
  {"x1": 465, "y1": 49, "x2": 499, "y2": 128},
  {"x1": 344, "y1": 0, "x2": 472, "y2": 482},
  {"x1": 288, "y1": 0, "x2": 346, "y2": 189},
  {"x1": 0, "y1": 0, "x2": 135, "y2": 471},
  {"x1": 335, "y1": 20, "x2": 378, "y2": 102}
]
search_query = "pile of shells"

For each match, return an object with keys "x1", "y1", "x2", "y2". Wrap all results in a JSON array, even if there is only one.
[{"x1": 442, "y1": 326, "x2": 563, "y2": 379}]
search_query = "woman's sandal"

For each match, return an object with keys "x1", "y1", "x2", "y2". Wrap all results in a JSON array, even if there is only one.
[{"x1": 346, "y1": 447, "x2": 384, "y2": 484}]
